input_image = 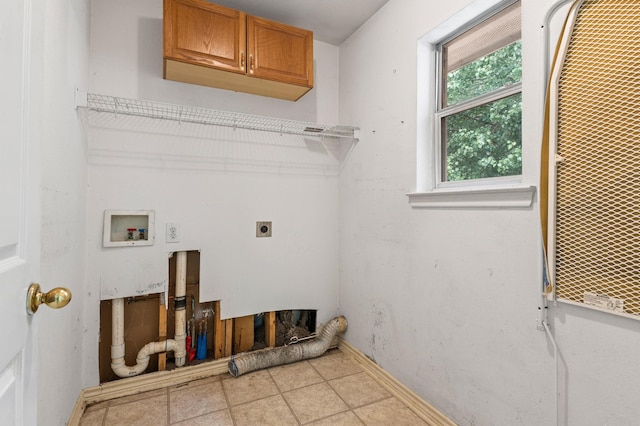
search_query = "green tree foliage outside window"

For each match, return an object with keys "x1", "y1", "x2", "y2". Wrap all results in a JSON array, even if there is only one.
[{"x1": 443, "y1": 41, "x2": 522, "y2": 181}]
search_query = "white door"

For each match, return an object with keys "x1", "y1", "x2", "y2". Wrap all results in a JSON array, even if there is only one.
[{"x1": 0, "y1": 1, "x2": 41, "y2": 424}]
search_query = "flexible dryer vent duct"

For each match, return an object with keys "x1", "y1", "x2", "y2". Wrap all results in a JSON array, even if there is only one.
[{"x1": 228, "y1": 316, "x2": 347, "y2": 377}]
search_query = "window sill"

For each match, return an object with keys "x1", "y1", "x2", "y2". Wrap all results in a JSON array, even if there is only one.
[{"x1": 407, "y1": 185, "x2": 536, "y2": 209}]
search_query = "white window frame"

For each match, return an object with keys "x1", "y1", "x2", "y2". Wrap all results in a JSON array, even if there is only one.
[{"x1": 408, "y1": 0, "x2": 535, "y2": 209}]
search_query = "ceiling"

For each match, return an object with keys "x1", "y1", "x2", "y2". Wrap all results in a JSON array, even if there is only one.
[{"x1": 210, "y1": 0, "x2": 389, "y2": 46}]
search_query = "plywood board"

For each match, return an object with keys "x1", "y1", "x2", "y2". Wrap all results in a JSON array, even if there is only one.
[
  {"x1": 158, "y1": 298, "x2": 168, "y2": 370},
  {"x1": 264, "y1": 311, "x2": 276, "y2": 347},
  {"x1": 214, "y1": 300, "x2": 232, "y2": 358},
  {"x1": 98, "y1": 296, "x2": 160, "y2": 383},
  {"x1": 233, "y1": 315, "x2": 254, "y2": 353}
]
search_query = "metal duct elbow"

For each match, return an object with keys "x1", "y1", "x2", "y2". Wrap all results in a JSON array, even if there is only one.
[{"x1": 228, "y1": 316, "x2": 347, "y2": 377}]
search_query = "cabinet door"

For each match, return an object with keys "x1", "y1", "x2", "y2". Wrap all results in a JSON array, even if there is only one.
[
  {"x1": 164, "y1": 0, "x2": 246, "y2": 74},
  {"x1": 247, "y1": 16, "x2": 314, "y2": 88}
]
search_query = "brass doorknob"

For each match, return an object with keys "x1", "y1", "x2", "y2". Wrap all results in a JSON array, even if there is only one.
[{"x1": 27, "y1": 283, "x2": 72, "y2": 315}]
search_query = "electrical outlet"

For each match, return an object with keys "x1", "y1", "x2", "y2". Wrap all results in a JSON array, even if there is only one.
[
  {"x1": 256, "y1": 221, "x2": 272, "y2": 237},
  {"x1": 166, "y1": 223, "x2": 180, "y2": 243}
]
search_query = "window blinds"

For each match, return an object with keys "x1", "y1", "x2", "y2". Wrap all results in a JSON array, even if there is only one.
[{"x1": 443, "y1": 2, "x2": 521, "y2": 73}]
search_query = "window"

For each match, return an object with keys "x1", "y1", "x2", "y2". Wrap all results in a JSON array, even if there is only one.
[{"x1": 436, "y1": 1, "x2": 522, "y2": 184}]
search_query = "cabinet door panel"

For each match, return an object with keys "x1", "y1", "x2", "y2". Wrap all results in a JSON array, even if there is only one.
[
  {"x1": 164, "y1": 0, "x2": 246, "y2": 73},
  {"x1": 247, "y1": 16, "x2": 313, "y2": 88}
]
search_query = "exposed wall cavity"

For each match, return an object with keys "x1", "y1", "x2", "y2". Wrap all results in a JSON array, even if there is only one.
[{"x1": 98, "y1": 249, "x2": 318, "y2": 382}]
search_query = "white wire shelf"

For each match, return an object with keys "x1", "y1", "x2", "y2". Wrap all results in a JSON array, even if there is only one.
[{"x1": 78, "y1": 92, "x2": 359, "y2": 139}]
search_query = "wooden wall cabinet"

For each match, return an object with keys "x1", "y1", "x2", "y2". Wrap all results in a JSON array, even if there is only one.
[{"x1": 163, "y1": 0, "x2": 314, "y2": 101}]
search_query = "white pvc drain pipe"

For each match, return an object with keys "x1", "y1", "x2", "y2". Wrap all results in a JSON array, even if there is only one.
[{"x1": 110, "y1": 251, "x2": 188, "y2": 378}]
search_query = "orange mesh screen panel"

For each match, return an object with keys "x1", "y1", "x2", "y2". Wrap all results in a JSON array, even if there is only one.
[{"x1": 550, "y1": 0, "x2": 640, "y2": 317}]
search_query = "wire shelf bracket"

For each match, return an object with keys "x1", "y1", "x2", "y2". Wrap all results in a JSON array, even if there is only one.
[{"x1": 75, "y1": 89, "x2": 359, "y2": 140}]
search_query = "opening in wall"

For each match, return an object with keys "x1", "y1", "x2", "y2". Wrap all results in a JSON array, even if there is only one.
[{"x1": 98, "y1": 249, "x2": 318, "y2": 382}]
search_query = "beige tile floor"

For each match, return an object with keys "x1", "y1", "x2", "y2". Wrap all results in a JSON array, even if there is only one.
[{"x1": 80, "y1": 349, "x2": 428, "y2": 425}]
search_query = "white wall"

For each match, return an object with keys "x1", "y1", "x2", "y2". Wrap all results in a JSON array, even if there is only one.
[
  {"x1": 338, "y1": 0, "x2": 640, "y2": 425},
  {"x1": 38, "y1": 0, "x2": 90, "y2": 424},
  {"x1": 80, "y1": 0, "x2": 640, "y2": 424},
  {"x1": 89, "y1": 0, "x2": 338, "y2": 123},
  {"x1": 83, "y1": 0, "x2": 343, "y2": 384}
]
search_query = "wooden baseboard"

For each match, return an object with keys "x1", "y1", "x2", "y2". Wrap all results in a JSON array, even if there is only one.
[
  {"x1": 67, "y1": 357, "x2": 230, "y2": 425},
  {"x1": 69, "y1": 340, "x2": 454, "y2": 426},
  {"x1": 338, "y1": 339, "x2": 456, "y2": 426},
  {"x1": 67, "y1": 389, "x2": 86, "y2": 426},
  {"x1": 84, "y1": 357, "x2": 229, "y2": 405}
]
